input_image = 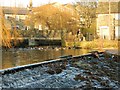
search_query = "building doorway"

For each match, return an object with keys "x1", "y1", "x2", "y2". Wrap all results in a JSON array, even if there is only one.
[{"x1": 100, "y1": 26, "x2": 110, "y2": 39}]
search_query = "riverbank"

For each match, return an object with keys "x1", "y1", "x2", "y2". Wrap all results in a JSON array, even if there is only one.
[{"x1": 63, "y1": 40, "x2": 118, "y2": 50}]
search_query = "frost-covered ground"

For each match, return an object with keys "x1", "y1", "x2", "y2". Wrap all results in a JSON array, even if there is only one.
[{"x1": 1, "y1": 52, "x2": 120, "y2": 89}]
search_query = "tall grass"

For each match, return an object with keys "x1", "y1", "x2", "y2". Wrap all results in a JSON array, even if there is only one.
[{"x1": 63, "y1": 39, "x2": 118, "y2": 49}]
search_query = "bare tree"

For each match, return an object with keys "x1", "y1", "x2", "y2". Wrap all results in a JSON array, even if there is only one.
[
  {"x1": 75, "y1": 1, "x2": 97, "y2": 28},
  {"x1": 73, "y1": 0, "x2": 97, "y2": 40},
  {"x1": 28, "y1": 3, "x2": 79, "y2": 32}
]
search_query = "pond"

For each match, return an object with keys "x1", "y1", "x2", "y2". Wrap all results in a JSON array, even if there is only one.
[{"x1": 2, "y1": 46, "x2": 91, "y2": 69}]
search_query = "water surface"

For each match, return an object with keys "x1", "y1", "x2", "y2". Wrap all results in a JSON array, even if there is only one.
[{"x1": 2, "y1": 47, "x2": 90, "y2": 69}]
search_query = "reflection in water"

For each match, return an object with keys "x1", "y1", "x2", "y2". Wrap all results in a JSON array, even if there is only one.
[{"x1": 2, "y1": 47, "x2": 90, "y2": 69}]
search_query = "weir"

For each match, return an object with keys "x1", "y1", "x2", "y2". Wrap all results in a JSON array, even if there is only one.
[
  {"x1": 1, "y1": 51, "x2": 119, "y2": 88},
  {"x1": 0, "y1": 51, "x2": 103, "y2": 75},
  {"x1": 0, "y1": 53, "x2": 95, "y2": 74}
]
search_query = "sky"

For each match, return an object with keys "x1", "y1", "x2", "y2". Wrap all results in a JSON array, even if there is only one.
[
  {"x1": 0, "y1": 0, "x2": 118, "y2": 7},
  {"x1": 0, "y1": 0, "x2": 76, "y2": 7}
]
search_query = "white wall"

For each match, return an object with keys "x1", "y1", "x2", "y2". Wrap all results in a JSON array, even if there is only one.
[
  {"x1": 115, "y1": 13, "x2": 120, "y2": 20},
  {"x1": 5, "y1": 14, "x2": 27, "y2": 20},
  {"x1": 115, "y1": 26, "x2": 120, "y2": 39}
]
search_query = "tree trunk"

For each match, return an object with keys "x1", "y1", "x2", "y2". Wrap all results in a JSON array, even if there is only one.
[{"x1": 0, "y1": 7, "x2": 3, "y2": 69}]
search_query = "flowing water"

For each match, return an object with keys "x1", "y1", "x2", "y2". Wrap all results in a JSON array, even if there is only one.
[{"x1": 2, "y1": 46, "x2": 90, "y2": 69}]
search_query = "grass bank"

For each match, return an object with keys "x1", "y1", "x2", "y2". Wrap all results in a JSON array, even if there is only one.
[{"x1": 63, "y1": 39, "x2": 118, "y2": 49}]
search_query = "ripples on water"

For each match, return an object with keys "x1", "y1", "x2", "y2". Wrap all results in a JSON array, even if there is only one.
[{"x1": 2, "y1": 46, "x2": 90, "y2": 69}]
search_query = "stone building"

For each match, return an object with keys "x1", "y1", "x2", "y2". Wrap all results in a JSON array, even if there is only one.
[{"x1": 96, "y1": 1, "x2": 120, "y2": 40}]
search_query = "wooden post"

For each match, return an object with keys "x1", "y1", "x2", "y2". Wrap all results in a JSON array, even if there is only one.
[{"x1": 109, "y1": 0, "x2": 111, "y2": 40}]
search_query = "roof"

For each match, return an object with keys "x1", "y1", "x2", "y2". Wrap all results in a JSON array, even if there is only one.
[
  {"x1": 2, "y1": 7, "x2": 28, "y2": 15},
  {"x1": 96, "y1": 2, "x2": 120, "y2": 14}
]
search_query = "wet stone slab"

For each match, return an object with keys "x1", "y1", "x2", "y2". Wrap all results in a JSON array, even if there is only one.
[{"x1": 1, "y1": 52, "x2": 120, "y2": 89}]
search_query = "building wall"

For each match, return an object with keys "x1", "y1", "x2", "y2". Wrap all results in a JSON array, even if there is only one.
[
  {"x1": 5, "y1": 14, "x2": 27, "y2": 20},
  {"x1": 97, "y1": 13, "x2": 120, "y2": 40},
  {"x1": 34, "y1": 22, "x2": 49, "y2": 30},
  {"x1": 34, "y1": 22, "x2": 42, "y2": 30}
]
